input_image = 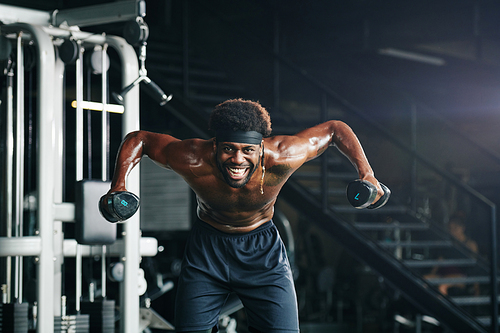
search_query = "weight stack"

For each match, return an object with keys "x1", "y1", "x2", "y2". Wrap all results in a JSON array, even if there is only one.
[
  {"x1": 54, "y1": 314, "x2": 90, "y2": 333},
  {"x1": 0, "y1": 303, "x2": 29, "y2": 333},
  {"x1": 80, "y1": 299, "x2": 115, "y2": 332}
]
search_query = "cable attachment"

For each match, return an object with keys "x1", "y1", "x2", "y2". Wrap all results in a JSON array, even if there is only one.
[{"x1": 113, "y1": 16, "x2": 172, "y2": 106}]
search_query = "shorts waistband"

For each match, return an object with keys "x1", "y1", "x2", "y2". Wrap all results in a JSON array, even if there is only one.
[{"x1": 194, "y1": 219, "x2": 274, "y2": 238}]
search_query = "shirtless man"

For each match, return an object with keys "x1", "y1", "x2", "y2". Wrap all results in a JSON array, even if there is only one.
[{"x1": 103, "y1": 98, "x2": 385, "y2": 333}]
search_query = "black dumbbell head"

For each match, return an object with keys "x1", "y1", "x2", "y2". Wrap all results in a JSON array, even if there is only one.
[
  {"x1": 99, "y1": 191, "x2": 140, "y2": 223},
  {"x1": 109, "y1": 191, "x2": 140, "y2": 221},
  {"x1": 346, "y1": 180, "x2": 377, "y2": 209}
]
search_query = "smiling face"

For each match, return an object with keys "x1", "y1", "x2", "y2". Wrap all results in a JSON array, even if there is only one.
[{"x1": 215, "y1": 141, "x2": 262, "y2": 189}]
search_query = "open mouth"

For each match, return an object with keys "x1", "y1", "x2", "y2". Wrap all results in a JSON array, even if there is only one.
[{"x1": 226, "y1": 166, "x2": 249, "y2": 180}]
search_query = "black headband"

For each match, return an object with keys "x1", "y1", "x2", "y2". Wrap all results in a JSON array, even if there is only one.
[{"x1": 216, "y1": 130, "x2": 263, "y2": 145}]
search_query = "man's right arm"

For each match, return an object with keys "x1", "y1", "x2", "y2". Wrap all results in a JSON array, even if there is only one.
[{"x1": 108, "y1": 130, "x2": 180, "y2": 193}]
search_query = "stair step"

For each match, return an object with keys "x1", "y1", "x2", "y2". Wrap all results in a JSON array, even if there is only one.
[
  {"x1": 333, "y1": 205, "x2": 408, "y2": 214},
  {"x1": 403, "y1": 258, "x2": 477, "y2": 268},
  {"x1": 476, "y1": 316, "x2": 500, "y2": 326},
  {"x1": 354, "y1": 222, "x2": 429, "y2": 231},
  {"x1": 451, "y1": 295, "x2": 500, "y2": 306},
  {"x1": 426, "y1": 276, "x2": 492, "y2": 285},
  {"x1": 378, "y1": 240, "x2": 453, "y2": 248}
]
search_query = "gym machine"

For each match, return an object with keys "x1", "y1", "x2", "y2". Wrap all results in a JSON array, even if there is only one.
[{"x1": 0, "y1": 1, "x2": 169, "y2": 332}]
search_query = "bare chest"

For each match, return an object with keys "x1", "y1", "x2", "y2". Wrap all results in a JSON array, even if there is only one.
[
  {"x1": 179, "y1": 173, "x2": 276, "y2": 226},
  {"x1": 193, "y1": 178, "x2": 275, "y2": 213}
]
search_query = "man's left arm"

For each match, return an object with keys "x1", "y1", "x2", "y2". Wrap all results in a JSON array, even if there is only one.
[{"x1": 295, "y1": 120, "x2": 384, "y2": 201}]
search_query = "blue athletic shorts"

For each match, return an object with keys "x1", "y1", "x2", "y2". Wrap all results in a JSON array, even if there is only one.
[{"x1": 174, "y1": 219, "x2": 299, "y2": 332}]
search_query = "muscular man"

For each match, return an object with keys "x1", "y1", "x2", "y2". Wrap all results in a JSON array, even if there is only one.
[{"x1": 104, "y1": 98, "x2": 384, "y2": 333}]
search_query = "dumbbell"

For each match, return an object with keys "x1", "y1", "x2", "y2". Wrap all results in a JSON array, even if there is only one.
[
  {"x1": 99, "y1": 191, "x2": 140, "y2": 223},
  {"x1": 346, "y1": 180, "x2": 391, "y2": 209}
]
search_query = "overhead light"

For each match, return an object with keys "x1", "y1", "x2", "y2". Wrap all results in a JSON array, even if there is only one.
[
  {"x1": 71, "y1": 100, "x2": 124, "y2": 114},
  {"x1": 378, "y1": 48, "x2": 446, "y2": 66}
]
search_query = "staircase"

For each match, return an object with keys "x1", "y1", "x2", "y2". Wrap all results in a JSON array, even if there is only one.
[
  {"x1": 136, "y1": 15, "x2": 498, "y2": 332},
  {"x1": 290, "y1": 150, "x2": 496, "y2": 332}
]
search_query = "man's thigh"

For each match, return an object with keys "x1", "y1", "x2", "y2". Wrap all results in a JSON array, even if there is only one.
[
  {"x1": 174, "y1": 268, "x2": 230, "y2": 332},
  {"x1": 235, "y1": 270, "x2": 299, "y2": 332}
]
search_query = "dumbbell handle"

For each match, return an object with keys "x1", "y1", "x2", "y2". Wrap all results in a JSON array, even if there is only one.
[{"x1": 367, "y1": 183, "x2": 391, "y2": 209}]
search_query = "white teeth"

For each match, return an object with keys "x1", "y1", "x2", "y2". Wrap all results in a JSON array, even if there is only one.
[{"x1": 228, "y1": 167, "x2": 246, "y2": 176}]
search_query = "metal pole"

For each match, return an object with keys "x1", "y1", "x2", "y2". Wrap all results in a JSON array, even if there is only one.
[
  {"x1": 100, "y1": 245, "x2": 107, "y2": 298},
  {"x1": 106, "y1": 34, "x2": 141, "y2": 333},
  {"x1": 75, "y1": 40, "x2": 84, "y2": 313},
  {"x1": 76, "y1": 245, "x2": 82, "y2": 312},
  {"x1": 32, "y1": 24, "x2": 57, "y2": 332},
  {"x1": 101, "y1": 43, "x2": 108, "y2": 182},
  {"x1": 101, "y1": 43, "x2": 109, "y2": 299},
  {"x1": 52, "y1": 56, "x2": 66, "y2": 318},
  {"x1": 14, "y1": 31, "x2": 25, "y2": 304},
  {"x1": 5, "y1": 52, "x2": 14, "y2": 305},
  {"x1": 76, "y1": 41, "x2": 84, "y2": 182}
]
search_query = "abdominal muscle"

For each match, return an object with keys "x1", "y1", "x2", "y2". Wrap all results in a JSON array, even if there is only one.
[{"x1": 196, "y1": 197, "x2": 276, "y2": 233}]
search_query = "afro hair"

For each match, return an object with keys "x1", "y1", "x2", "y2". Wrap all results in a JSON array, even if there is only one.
[{"x1": 209, "y1": 98, "x2": 272, "y2": 137}]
